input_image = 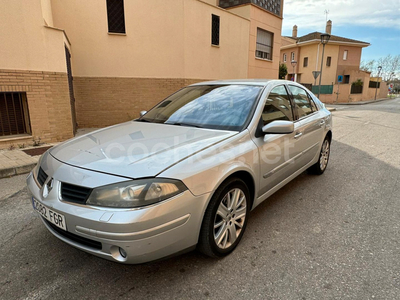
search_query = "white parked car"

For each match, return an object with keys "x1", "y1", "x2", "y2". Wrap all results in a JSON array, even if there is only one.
[{"x1": 27, "y1": 80, "x2": 332, "y2": 264}]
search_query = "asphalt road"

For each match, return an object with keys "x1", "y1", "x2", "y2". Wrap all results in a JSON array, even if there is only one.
[{"x1": 1, "y1": 98, "x2": 399, "y2": 300}]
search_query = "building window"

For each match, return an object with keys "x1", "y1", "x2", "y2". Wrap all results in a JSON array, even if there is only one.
[
  {"x1": 303, "y1": 57, "x2": 308, "y2": 67},
  {"x1": 106, "y1": 0, "x2": 126, "y2": 34},
  {"x1": 343, "y1": 50, "x2": 348, "y2": 60},
  {"x1": 0, "y1": 92, "x2": 31, "y2": 137},
  {"x1": 326, "y1": 56, "x2": 331, "y2": 67},
  {"x1": 291, "y1": 52, "x2": 295, "y2": 61},
  {"x1": 256, "y1": 28, "x2": 273, "y2": 60},
  {"x1": 344, "y1": 75, "x2": 350, "y2": 84},
  {"x1": 211, "y1": 14, "x2": 220, "y2": 46},
  {"x1": 283, "y1": 53, "x2": 287, "y2": 62}
]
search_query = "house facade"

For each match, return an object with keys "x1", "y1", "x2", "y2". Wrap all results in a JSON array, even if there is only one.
[
  {"x1": 0, "y1": 0, "x2": 284, "y2": 148},
  {"x1": 280, "y1": 21, "x2": 388, "y2": 103}
]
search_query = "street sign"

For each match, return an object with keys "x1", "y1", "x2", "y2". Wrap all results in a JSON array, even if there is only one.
[
  {"x1": 312, "y1": 71, "x2": 320, "y2": 79},
  {"x1": 338, "y1": 75, "x2": 343, "y2": 83}
]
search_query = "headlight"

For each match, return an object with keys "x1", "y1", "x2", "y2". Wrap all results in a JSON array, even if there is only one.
[{"x1": 86, "y1": 178, "x2": 187, "y2": 208}]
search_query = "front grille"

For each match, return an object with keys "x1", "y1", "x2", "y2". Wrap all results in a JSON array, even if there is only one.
[
  {"x1": 37, "y1": 167, "x2": 48, "y2": 187},
  {"x1": 43, "y1": 219, "x2": 102, "y2": 250},
  {"x1": 61, "y1": 183, "x2": 92, "y2": 204}
]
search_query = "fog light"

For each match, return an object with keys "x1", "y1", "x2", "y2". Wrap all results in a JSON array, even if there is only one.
[{"x1": 119, "y1": 247, "x2": 127, "y2": 258}]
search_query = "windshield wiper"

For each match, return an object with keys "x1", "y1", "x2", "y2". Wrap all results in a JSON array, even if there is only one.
[
  {"x1": 166, "y1": 122, "x2": 203, "y2": 128},
  {"x1": 135, "y1": 118, "x2": 151, "y2": 122}
]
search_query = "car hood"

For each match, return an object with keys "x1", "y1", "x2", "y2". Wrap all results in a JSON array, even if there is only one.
[{"x1": 50, "y1": 121, "x2": 237, "y2": 178}]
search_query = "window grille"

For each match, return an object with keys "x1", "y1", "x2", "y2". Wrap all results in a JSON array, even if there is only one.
[
  {"x1": 107, "y1": 0, "x2": 126, "y2": 34},
  {"x1": 212, "y1": 14, "x2": 220, "y2": 46},
  {"x1": 0, "y1": 92, "x2": 30, "y2": 136}
]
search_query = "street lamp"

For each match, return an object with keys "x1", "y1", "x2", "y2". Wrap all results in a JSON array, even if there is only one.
[
  {"x1": 291, "y1": 60, "x2": 297, "y2": 82},
  {"x1": 374, "y1": 65, "x2": 382, "y2": 100},
  {"x1": 317, "y1": 33, "x2": 331, "y2": 99}
]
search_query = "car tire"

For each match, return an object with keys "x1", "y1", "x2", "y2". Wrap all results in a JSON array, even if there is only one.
[
  {"x1": 198, "y1": 177, "x2": 250, "y2": 258},
  {"x1": 308, "y1": 136, "x2": 331, "y2": 175}
]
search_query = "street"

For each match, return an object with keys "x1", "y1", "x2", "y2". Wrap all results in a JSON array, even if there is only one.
[{"x1": 1, "y1": 98, "x2": 399, "y2": 300}]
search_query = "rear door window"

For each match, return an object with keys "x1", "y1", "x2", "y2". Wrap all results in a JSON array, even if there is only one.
[{"x1": 288, "y1": 85, "x2": 314, "y2": 119}]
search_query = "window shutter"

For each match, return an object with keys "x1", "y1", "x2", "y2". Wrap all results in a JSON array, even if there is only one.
[{"x1": 256, "y1": 28, "x2": 272, "y2": 52}]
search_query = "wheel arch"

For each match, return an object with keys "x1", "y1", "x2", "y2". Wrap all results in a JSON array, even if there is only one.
[
  {"x1": 197, "y1": 169, "x2": 256, "y2": 255},
  {"x1": 208, "y1": 169, "x2": 256, "y2": 212},
  {"x1": 326, "y1": 130, "x2": 332, "y2": 142}
]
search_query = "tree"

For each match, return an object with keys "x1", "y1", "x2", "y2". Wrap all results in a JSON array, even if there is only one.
[
  {"x1": 279, "y1": 63, "x2": 288, "y2": 79},
  {"x1": 360, "y1": 59, "x2": 375, "y2": 73},
  {"x1": 361, "y1": 54, "x2": 400, "y2": 81}
]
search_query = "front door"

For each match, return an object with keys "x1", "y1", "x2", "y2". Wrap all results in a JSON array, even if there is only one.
[{"x1": 253, "y1": 85, "x2": 299, "y2": 197}]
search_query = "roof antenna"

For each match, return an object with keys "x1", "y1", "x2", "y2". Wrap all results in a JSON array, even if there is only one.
[{"x1": 324, "y1": 9, "x2": 330, "y2": 23}]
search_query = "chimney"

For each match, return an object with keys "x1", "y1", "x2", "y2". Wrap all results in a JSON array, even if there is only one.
[
  {"x1": 292, "y1": 25, "x2": 298, "y2": 38},
  {"x1": 326, "y1": 20, "x2": 332, "y2": 35}
]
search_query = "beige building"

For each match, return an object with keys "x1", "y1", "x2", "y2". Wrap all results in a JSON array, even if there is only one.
[
  {"x1": 280, "y1": 21, "x2": 388, "y2": 103},
  {"x1": 0, "y1": 0, "x2": 284, "y2": 148}
]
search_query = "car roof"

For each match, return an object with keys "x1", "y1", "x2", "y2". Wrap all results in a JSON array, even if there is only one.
[{"x1": 189, "y1": 79, "x2": 296, "y2": 87}]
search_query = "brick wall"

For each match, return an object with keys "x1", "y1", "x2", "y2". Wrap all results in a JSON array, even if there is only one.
[
  {"x1": 73, "y1": 77, "x2": 207, "y2": 128},
  {"x1": 0, "y1": 69, "x2": 74, "y2": 148}
]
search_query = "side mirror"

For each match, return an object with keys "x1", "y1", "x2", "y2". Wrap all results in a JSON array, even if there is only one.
[
  {"x1": 262, "y1": 120, "x2": 294, "y2": 134},
  {"x1": 140, "y1": 110, "x2": 147, "y2": 117}
]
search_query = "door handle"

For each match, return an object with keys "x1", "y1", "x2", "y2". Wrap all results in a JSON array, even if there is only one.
[
  {"x1": 319, "y1": 120, "x2": 325, "y2": 127},
  {"x1": 294, "y1": 132, "x2": 303, "y2": 139}
]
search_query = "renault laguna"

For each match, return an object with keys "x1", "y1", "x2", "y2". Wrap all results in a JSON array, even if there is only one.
[{"x1": 27, "y1": 80, "x2": 332, "y2": 264}]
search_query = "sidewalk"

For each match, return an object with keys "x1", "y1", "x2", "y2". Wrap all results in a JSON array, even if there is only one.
[
  {"x1": 328, "y1": 96, "x2": 396, "y2": 106},
  {"x1": 0, "y1": 129, "x2": 98, "y2": 179},
  {"x1": 0, "y1": 145, "x2": 51, "y2": 178}
]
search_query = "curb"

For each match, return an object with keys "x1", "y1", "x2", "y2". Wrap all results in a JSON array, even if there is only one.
[
  {"x1": 0, "y1": 163, "x2": 36, "y2": 179},
  {"x1": 326, "y1": 107, "x2": 336, "y2": 112},
  {"x1": 328, "y1": 97, "x2": 396, "y2": 106}
]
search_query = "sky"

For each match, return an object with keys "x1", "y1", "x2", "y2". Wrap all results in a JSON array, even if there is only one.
[{"x1": 281, "y1": 0, "x2": 400, "y2": 63}]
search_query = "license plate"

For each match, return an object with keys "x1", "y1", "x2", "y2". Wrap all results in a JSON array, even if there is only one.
[{"x1": 32, "y1": 198, "x2": 67, "y2": 231}]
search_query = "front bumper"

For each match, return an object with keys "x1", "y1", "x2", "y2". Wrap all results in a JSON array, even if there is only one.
[{"x1": 27, "y1": 171, "x2": 210, "y2": 264}]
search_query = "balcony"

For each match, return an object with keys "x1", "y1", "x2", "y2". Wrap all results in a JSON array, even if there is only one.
[{"x1": 219, "y1": 0, "x2": 282, "y2": 17}]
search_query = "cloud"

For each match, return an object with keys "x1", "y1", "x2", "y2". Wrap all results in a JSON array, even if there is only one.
[{"x1": 283, "y1": 0, "x2": 400, "y2": 32}]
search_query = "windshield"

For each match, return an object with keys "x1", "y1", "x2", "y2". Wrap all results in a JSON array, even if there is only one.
[{"x1": 138, "y1": 85, "x2": 263, "y2": 131}]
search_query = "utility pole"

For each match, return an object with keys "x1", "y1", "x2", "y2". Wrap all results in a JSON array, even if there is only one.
[
  {"x1": 318, "y1": 34, "x2": 331, "y2": 99},
  {"x1": 374, "y1": 66, "x2": 382, "y2": 101}
]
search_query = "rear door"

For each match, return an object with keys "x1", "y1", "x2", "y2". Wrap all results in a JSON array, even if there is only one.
[{"x1": 287, "y1": 85, "x2": 325, "y2": 169}]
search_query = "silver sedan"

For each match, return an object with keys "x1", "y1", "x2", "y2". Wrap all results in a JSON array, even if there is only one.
[{"x1": 27, "y1": 80, "x2": 332, "y2": 264}]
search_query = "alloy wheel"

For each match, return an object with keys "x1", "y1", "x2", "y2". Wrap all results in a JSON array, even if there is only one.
[
  {"x1": 213, "y1": 188, "x2": 247, "y2": 249},
  {"x1": 320, "y1": 139, "x2": 330, "y2": 171}
]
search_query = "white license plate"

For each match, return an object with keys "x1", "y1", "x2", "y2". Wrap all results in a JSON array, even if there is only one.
[{"x1": 32, "y1": 198, "x2": 67, "y2": 231}]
